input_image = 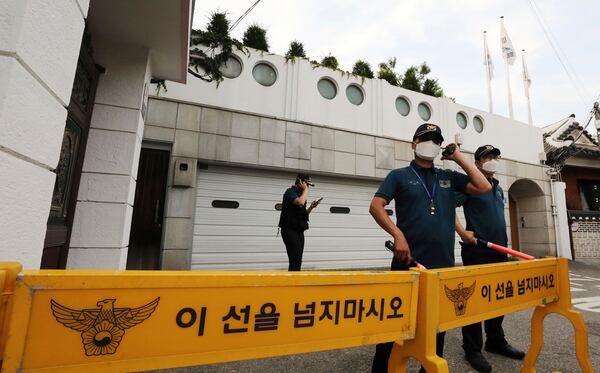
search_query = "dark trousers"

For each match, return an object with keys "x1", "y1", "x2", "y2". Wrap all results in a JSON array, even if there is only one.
[
  {"x1": 281, "y1": 228, "x2": 304, "y2": 271},
  {"x1": 371, "y1": 258, "x2": 446, "y2": 373},
  {"x1": 461, "y1": 248, "x2": 508, "y2": 353}
]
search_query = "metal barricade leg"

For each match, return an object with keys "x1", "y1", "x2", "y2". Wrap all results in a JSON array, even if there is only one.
[{"x1": 521, "y1": 258, "x2": 593, "y2": 373}]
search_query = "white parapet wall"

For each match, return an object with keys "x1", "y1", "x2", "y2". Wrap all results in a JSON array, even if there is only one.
[{"x1": 161, "y1": 48, "x2": 545, "y2": 166}]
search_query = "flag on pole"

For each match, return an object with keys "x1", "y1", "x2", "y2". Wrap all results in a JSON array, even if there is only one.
[
  {"x1": 500, "y1": 17, "x2": 516, "y2": 65},
  {"x1": 483, "y1": 32, "x2": 494, "y2": 79},
  {"x1": 522, "y1": 51, "x2": 531, "y2": 98}
]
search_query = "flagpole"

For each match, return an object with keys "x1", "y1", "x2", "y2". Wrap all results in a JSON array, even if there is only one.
[
  {"x1": 523, "y1": 49, "x2": 533, "y2": 125},
  {"x1": 484, "y1": 31, "x2": 493, "y2": 113},
  {"x1": 501, "y1": 16, "x2": 514, "y2": 119}
]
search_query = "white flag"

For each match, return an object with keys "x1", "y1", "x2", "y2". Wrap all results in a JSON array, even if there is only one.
[
  {"x1": 522, "y1": 53, "x2": 531, "y2": 98},
  {"x1": 483, "y1": 33, "x2": 494, "y2": 79},
  {"x1": 500, "y1": 18, "x2": 516, "y2": 65}
]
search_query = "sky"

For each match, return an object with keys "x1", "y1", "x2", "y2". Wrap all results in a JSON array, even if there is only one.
[{"x1": 192, "y1": 0, "x2": 599, "y2": 129}]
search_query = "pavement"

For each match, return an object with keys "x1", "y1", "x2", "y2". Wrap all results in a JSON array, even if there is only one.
[{"x1": 155, "y1": 260, "x2": 600, "y2": 373}]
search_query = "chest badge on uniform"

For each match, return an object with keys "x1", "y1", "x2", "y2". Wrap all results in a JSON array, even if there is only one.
[{"x1": 439, "y1": 179, "x2": 452, "y2": 188}]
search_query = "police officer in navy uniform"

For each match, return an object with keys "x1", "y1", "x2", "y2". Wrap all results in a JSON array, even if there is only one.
[
  {"x1": 278, "y1": 174, "x2": 321, "y2": 271},
  {"x1": 369, "y1": 124, "x2": 491, "y2": 373},
  {"x1": 455, "y1": 145, "x2": 525, "y2": 372}
]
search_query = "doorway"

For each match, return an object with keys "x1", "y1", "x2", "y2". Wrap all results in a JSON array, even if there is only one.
[{"x1": 127, "y1": 148, "x2": 170, "y2": 269}]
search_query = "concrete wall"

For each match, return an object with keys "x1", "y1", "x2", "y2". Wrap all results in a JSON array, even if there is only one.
[
  {"x1": 145, "y1": 98, "x2": 556, "y2": 269},
  {"x1": 67, "y1": 37, "x2": 151, "y2": 269},
  {"x1": 160, "y1": 48, "x2": 545, "y2": 165},
  {"x1": 0, "y1": 0, "x2": 87, "y2": 268}
]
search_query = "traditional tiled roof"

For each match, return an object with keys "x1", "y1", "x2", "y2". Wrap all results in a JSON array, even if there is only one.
[{"x1": 542, "y1": 115, "x2": 600, "y2": 166}]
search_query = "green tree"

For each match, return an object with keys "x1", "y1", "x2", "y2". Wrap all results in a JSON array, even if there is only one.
[
  {"x1": 399, "y1": 62, "x2": 444, "y2": 97},
  {"x1": 285, "y1": 40, "x2": 307, "y2": 59},
  {"x1": 186, "y1": 11, "x2": 245, "y2": 86},
  {"x1": 320, "y1": 54, "x2": 339, "y2": 70},
  {"x1": 377, "y1": 57, "x2": 400, "y2": 86},
  {"x1": 352, "y1": 60, "x2": 374, "y2": 79},
  {"x1": 243, "y1": 23, "x2": 269, "y2": 51}
]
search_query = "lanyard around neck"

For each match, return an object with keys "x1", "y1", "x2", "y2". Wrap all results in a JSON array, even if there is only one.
[{"x1": 410, "y1": 166, "x2": 437, "y2": 202}]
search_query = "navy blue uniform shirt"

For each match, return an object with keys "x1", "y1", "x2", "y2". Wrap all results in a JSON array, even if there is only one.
[
  {"x1": 375, "y1": 161, "x2": 470, "y2": 269},
  {"x1": 456, "y1": 177, "x2": 508, "y2": 258}
]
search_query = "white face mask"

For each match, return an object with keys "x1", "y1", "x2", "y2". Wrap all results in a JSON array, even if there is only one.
[
  {"x1": 481, "y1": 159, "x2": 500, "y2": 174},
  {"x1": 415, "y1": 140, "x2": 441, "y2": 161}
]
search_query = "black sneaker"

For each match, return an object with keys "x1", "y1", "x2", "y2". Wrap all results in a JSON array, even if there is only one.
[
  {"x1": 465, "y1": 351, "x2": 492, "y2": 373},
  {"x1": 484, "y1": 343, "x2": 525, "y2": 360}
]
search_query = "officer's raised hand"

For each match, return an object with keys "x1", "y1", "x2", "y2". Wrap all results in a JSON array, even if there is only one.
[{"x1": 441, "y1": 142, "x2": 463, "y2": 162}]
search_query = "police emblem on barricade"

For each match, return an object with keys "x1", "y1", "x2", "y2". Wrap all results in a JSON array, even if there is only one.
[
  {"x1": 51, "y1": 297, "x2": 160, "y2": 356},
  {"x1": 444, "y1": 282, "x2": 476, "y2": 316}
]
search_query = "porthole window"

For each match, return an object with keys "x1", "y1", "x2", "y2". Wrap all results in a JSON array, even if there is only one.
[
  {"x1": 212, "y1": 200, "x2": 240, "y2": 209},
  {"x1": 346, "y1": 84, "x2": 364, "y2": 105},
  {"x1": 330, "y1": 206, "x2": 350, "y2": 214},
  {"x1": 456, "y1": 112, "x2": 468, "y2": 129},
  {"x1": 219, "y1": 56, "x2": 243, "y2": 79},
  {"x1": 252, "y1": 62, "x2": 277, "y2": 86},
  {"x1": 395, "y1": 96, "x2": 410, "y2": 116},
  {"x1": 317, "y1": 78, "x2": 337, "y2": 99},
  {"x1": 418, "y1": 102, "x2": 432, "y2": 121},
  {"x1": 473, "y1": 115, "x2": 485, "y2": 133}
]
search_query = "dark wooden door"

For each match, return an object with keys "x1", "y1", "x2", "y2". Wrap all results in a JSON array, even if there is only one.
[
  {"x1": 127, "y1": 148, "x2": 170, "y2": 270},
  {"x1": 42, "y1": 34, "x2": 99, "y2": 269},
  {"x1": 509, "y1": 194, "x2": 520, "y2": 251}
]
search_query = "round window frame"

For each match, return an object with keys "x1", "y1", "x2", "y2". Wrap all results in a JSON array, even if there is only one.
[
  {"x1": 317, "y1": 77, "x2": 338, "y2": 100},
  {"x1": 219, "y1": 55, "x2": 244, "y2": 79},
  {"x1": 252, "y1": 61, "x2": 278, "y2": 87},
  {"x1": 473, "y1": 115, "x2": 485, "y2": 133},
  {"x1": 456, "y1": 111, "x2": 469, "y2": 129},
  {"x1": 418, "y1": 102, "x2": 432, "y2": 121},
  {"x1": 395, "y1": 96, "x2": 411, "y2": 116},
  {"x1": 345, "y1": 83, "x2": 365, "y2": 106}
]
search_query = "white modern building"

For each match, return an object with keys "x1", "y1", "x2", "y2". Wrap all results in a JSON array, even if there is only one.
[{"x1": 0, "y1": 1, "x2": 567, "y2": 271}]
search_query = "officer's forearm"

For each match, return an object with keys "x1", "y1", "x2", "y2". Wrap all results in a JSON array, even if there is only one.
[
  {"x1": 369, "y1": 200, "x2": 404, "y2": 241},
  {"x1": 455, "y1": 155, "x2": 491, "y2": 194},
  {"x1": 455, "y1": 216, "x2": 467, "y2": 238}
]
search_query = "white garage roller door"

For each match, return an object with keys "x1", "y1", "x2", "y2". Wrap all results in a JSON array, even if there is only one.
[{"x1": 192, "y1": 166, "x2": 401, "y2": 270}]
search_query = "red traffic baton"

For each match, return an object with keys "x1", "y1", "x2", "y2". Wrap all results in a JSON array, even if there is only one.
[{"x1": 476, "y1": 238, "x2": 535, "y2": 260}]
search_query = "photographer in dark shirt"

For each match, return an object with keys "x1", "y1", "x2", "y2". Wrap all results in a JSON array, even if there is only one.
[{"x1": 278, "y1": 174, "x2": 321, "y2": 271}]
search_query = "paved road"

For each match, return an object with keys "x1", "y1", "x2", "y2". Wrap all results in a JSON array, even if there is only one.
[{"x1": 156, "y1": 260, "x2": 600, "y2": 373}]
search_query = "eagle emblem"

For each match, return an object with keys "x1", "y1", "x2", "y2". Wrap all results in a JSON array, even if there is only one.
[
  {"x1": 51, "y1": 297, "x2": 159, "y2": 356},
  {"x1": 444, "y1": 282, "x2": 476, "y2": 316}
]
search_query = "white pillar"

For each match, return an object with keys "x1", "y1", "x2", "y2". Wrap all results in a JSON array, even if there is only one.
[
  {"x1": 0, "y1": 0, "x2": 86, "y2": 268},
  {"x1": 551, "y1": 181, "x2": 572, "y2": 260},
  {"x1": 68, "y1": 38, "x2": 151, "y2": 269}
]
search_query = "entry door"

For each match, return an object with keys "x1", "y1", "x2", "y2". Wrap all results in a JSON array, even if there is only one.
[
  {"x1": 127, "y1": 148, "x2": 170, "y2": 270},
  {"x1": 42, "y1": 35, "x2": 99, "y2": 269}
]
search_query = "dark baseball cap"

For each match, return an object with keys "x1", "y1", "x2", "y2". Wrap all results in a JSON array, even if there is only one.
[
  {"x1": 296, "y1": 173, "x2": 314, "y2": 186},
  {"x1": 475, "y1": 145, "x2": 501, "y2": 160},
  {"x1": 413, "y1": 123, "x2": 444, "y2": 143}
]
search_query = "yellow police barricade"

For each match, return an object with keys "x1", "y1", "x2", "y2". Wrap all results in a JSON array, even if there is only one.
[
  {"x1": 388, "y1": 257, "x2": 593, "y2": 373},
  {"x1": 0, "y1": 262, "x2": 419, "y2": 373}
]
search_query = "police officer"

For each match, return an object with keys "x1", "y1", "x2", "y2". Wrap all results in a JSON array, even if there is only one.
[
  {"x1": 278, "y1": 174, "x2": 321, "y2": 271},
  {"x1": 369, "y1": 124, "x2": 491, "y2": 373},
  {"x1": 455, "y1": 145, "x2": 525, "y2": 372}
]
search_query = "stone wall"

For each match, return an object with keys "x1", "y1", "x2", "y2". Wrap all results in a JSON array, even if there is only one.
[{"x1": 570, "y1": 214, "x2": 600, "y2": 259}]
